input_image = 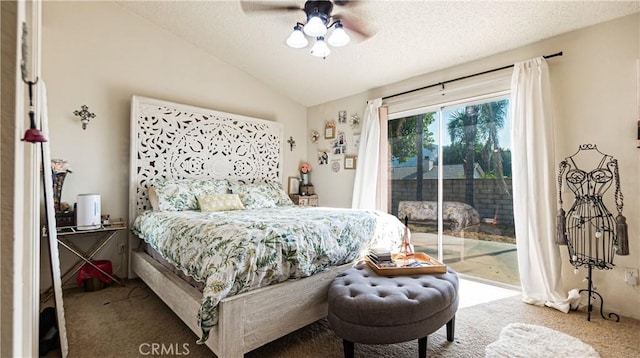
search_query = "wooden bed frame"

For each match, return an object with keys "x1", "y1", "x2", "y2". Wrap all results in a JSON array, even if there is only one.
[
  {"x1": 128, "y1": 96, "x2": 350, "y2": 357},
  {"x1": 131, "y1": 250, "x2": 348, "y2": 357}
]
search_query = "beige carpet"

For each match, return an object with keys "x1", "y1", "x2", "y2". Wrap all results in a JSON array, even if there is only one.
[{"x1": 45, "y1": 279, "x2": 639, "y2": 358}]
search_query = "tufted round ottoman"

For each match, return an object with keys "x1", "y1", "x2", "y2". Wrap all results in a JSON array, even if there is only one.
[{"x1": 328, "y1": 264, "x2": 459, "y2": 358}]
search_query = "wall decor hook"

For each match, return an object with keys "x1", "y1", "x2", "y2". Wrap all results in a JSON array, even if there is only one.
[
  {"x1": 73, "y1": 105, "x2": 96, "y2": 130},
  {"x1": 287, "y1": 136, "x2": 296, "y2": 151}
]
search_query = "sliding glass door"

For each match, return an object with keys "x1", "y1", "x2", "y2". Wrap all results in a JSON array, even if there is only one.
[{"x1": 388, "y1": 96, "x2": 519, "y2": 286}]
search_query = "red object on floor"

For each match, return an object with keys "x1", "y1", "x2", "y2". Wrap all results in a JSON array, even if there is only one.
[{"x1": 76, "y1": 260, "x2": 113, "y2": 286}]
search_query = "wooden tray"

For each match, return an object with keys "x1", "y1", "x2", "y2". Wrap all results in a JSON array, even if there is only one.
[{"x1": 365, "y1": 252, "x2": 447, "y2": 276}]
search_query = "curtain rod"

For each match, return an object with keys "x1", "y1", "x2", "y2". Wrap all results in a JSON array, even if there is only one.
[{"x1": 382, "y1": 51, "x2": 563, "y2": 101}]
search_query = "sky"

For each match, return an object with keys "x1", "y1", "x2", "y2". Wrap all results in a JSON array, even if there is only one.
[{"x1": 429, "y1": 104, "x2": 512, "y2": 150}]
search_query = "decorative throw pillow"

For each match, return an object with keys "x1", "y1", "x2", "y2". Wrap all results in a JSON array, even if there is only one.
[
  {"x1": 268, "y1": 181, "x2": 294, "y2": 206},
  {"x1": 197, "y1": 193, "x2": 245, "y2": 212},
  {"x1": 153, "y1": 178, "x2": 229, "y2": 211},
  {"x1": 229, "y1": 181, "x2": 279, "y2": 209}
]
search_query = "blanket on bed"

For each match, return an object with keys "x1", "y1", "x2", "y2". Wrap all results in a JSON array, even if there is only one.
[{"x1": 132, "y1": 206, "x2": 404, "y2": 343}]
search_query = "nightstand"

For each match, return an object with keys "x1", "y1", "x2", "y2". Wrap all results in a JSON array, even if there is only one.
[
  {"x1": 41, "y1": 220, "x2": 126, "y2": 302},
  {"x1": 290, "y1": 194, "x2": 318, "y2": 207}
]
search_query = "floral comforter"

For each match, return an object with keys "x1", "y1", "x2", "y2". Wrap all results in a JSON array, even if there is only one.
[{"x1": 131, "y1": 206, "x2": 404, "y2": 342}]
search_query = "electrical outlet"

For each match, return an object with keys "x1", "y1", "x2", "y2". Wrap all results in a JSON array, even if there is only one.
[
  {"x1": 624, "y1": 268, "x2": 638, "y2": 286},
  {"x1": 118, "y1": 243, "x2": 125, "y2": 254}
]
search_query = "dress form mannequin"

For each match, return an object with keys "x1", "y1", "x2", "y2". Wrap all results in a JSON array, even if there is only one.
[{"x1": 557, "y1": 144, "x2": 627, "y2": 321}]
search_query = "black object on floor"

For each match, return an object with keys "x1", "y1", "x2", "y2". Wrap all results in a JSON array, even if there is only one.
[{"x1": 39, "y1": 307, "x2": 60, "y2": 357}]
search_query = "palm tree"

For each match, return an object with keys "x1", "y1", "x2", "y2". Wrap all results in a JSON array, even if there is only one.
[
  {"x1": 478, "y1": 100, "x2": 510, "y2": 196},
  {"x1": 446, "y1": 100, "x2": 509, "y2": 205},
  {"x1": 447, "y1": 105, "x2": 479, "y2": 205}
]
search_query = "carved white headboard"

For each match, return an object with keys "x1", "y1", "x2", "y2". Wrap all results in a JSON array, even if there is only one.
[{"x1": 128, "y1": 96, "x2": 284, "y2": 221}]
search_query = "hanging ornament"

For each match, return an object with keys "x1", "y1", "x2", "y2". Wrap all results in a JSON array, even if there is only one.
[
  {"x1": 350, "y1": 113, "x2": 360, "y2": 128},
  {"x1": 21, "y1": 81, "x2": 47, "y2": 143},
  {"x1": 287, "y1": 136, "x2": 296, "y2": 151}
]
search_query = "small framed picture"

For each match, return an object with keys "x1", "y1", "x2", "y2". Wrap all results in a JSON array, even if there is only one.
[
  {"x1": 344, "y1": 155, "x2": 357, "y2": 170},
  {"x1": 338, "y1": 110, "x2": 347, "y2": 123},
  {"x1": 288, "y1": 177, "x2": 300, "y2": 195},
  {"x1": 332, "y1": 132, "x2": 347, "y2": 155},
  {"x1": 324, "y1": 124, "x2": 335, "y2": 139},
  {"x1": 318, "y1": 150, "x2": 329, "y2": 165}
]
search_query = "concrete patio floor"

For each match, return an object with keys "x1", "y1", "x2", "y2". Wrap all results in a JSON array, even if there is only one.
[{"x1": 411, "y1": 232, "x2": 521, "y2": 287}]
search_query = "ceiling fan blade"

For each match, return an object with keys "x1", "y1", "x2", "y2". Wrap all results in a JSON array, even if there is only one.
[
  {"x1": 333, "y1": 13, "x2": 373, "y2": 39},
  {"x1": 240, "y1": 1, "x2": 303, "y2": 14},
  {"x1": 333, "y1": 0, "x2": 360, "y2": 7}
]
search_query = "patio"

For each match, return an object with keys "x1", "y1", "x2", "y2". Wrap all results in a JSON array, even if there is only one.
[{"x1": 410, "y1": 224, "x2": 520, "y2": 287}]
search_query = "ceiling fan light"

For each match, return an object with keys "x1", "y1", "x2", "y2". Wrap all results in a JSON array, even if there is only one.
[
  {"x1": 304, "y1": 15, "x2": 327, "y2": 37},
  {"x1": 310, "y1": 37, "x2": 331, "y2": 58},
  {"x1": 327, "y1": 23, "x2": 350, "y2": 47},
  {"x1": 286, "y1": 25, "x2": 308, "y2": 48}
]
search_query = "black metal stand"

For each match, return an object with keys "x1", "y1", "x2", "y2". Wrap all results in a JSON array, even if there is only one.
[
  {"x1": 574, "y1": 264, "x2": 620, "y2": 322},
  {"x1": 559, "y1": 145, "x2": 626, "y2": 324}
]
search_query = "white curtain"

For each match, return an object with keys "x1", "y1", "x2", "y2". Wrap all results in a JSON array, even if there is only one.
[
  {"x1": 352, "y1": 98, "x2": 382, "y2": 210},
  {"x1": 510, "y1": 57, "x2": 579, "y2": 313}
]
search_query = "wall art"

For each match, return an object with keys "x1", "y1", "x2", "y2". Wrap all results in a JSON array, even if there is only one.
[
  {"x1": 331, "y1": 160, "x2": 341, "y2": 173},
  {"x1": 318, "y1": 150, "x2": 329, "y2": 165},
  {"x1": 332, "y1": 132, "x2": 347, "y2": 155},
  {"x1": 338, "y1": 110, "x2": 347, "y2": 124},
  {"x1": 324, "y1": 121, "x2": 336, "y2": 139},
  {"x1": 344, "y1": 155, "x2": 357, "y2": 170},
  {"x1": 350, "y1": 113, "x2": 360, "y2": 129}
]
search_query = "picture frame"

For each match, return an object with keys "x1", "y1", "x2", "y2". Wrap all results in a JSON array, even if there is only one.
[
  {"x1": 332, "y1": 132, "x2": 347, "y2": 155},
  {"x1": 318, "y1": 150, "x2": 329, "y2": 165},
  {"x1": 324, "y1": 122, "x2": 336, "y2": 139},
  {"x1": 288, "y1": 176, "x2": 300, "y2": 195},
  {"x1": 344, "y1": 155, "x2": 357, "y2": 170},
  {"x1": 338, "y1": 110, "x2": 347, "y2": 123}
]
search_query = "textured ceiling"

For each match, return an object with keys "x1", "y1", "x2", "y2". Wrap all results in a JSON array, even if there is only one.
[{"x1": 117, "y1": 0, "x2": 639, "y2": 107}]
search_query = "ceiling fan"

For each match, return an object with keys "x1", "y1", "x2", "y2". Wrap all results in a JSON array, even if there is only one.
[{"x1": 240, "y1": 0, "x2": 372, "y2": 58}]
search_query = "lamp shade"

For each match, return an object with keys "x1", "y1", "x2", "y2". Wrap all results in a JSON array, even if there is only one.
[
  {"x1": 310, "y1": 37, "x2": 331, "y2": 58},
  {"x1": 327, "y1": 23, "x2": 350, "y2": 47},
  {"x1": 304, "y1": 15, "x2": 327, "y2": 37},
  {"x1": 286, "y1": 26, "x2": 309, "y2": 48}
]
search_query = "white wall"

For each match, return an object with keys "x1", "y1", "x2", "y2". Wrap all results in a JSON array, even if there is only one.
[
  {"x1": 308, "y1": 13, "x2": 640, "y2": 319},
  {"x1": 305, "y1": 93, "x2": 365, "y2": 208},
  {"x1": 40, "y1": 1, "x2": 307, "y2": 287},
  {"x1": 40, "y1": 1, "x2": 639, "y2": 320}
]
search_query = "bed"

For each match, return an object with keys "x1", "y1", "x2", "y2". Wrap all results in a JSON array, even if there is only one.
[{"x1": 128, "y1": 96, "x2": 405, "y2": 357}]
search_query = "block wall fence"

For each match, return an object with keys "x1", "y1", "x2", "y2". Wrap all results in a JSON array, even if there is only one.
[{"x1": 390, "y1": 178, "x2": 514, "y2": 226}]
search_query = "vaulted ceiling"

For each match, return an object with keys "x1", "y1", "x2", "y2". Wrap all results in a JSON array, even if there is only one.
[{"x1": 117, "y1": 1, "x2": 639, "y2": 107}]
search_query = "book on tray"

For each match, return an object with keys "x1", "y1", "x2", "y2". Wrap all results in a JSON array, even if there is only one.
[
  {"x1": 368, "y1": 248, "x2": 392, "y2": 262},
  {"x1": 365, "y1": 248, "x2": 446, "y2": 275},
  {"x1": 366, "y1": 250, "x2": 436, "y2": 268}
]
